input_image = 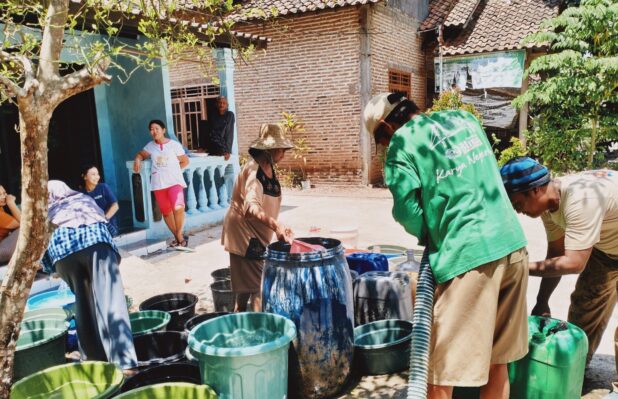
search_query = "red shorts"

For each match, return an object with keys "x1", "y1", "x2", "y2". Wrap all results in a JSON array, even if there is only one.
[{"x1": 153, "y1": 185, "x2": 185, "y2": 215}]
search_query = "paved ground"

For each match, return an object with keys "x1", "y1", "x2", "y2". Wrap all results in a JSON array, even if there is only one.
[{"x1": 119, "y1": 187, "x2": 617, "y2": 398}]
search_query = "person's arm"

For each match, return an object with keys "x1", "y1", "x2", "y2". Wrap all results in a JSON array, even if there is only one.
[
  {"x1": 133, "y1": 149, "x2": 151, "y2": 173},
  {"x1": 528, "y1": 247, "x2": 593, "y2": 277},
  {"x1": 5, "y1": 194, "x2": 20, "y2": 223},
  {"x1": 531, "y1": 236, "x2": 564, "y2": 316},
  {"x1": 243, "y1": 168, "x2": 294, "y2": 243},
  {"x1": 101, "y1": 183, "x2": 119, "y2": 221},
  {"x1": 384, "y1": 144, "x2": 427, "y2": 244},
  {"x1": 178, "y1": 155, "x2": 189, "y2": 169}
]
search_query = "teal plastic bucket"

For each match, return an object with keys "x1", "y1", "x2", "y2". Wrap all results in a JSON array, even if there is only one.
[
  {"x1": 14, "y1": 318, "x2": 68, "y2": 380},
  {"x1": 188, "y1": 312, "x2": 296, "y2": 399},
  {"x1": 115, "y1": 382, "x2": 218, "y2": 398},
  {"x1": 10, "y1": 361, "x2": 123, "y2": 399},
  {"x1": 130, "y1": 310, "x2": 171, "y2": 336}
]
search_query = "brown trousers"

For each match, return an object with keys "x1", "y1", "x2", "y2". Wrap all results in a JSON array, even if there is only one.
[{"x1": 568, "y1": 248, "x2": 618, "y2": 372}]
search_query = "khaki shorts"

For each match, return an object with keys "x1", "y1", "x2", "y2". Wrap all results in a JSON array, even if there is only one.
[
  {"x1": 428, "y1": 247, "x2": 529, "y2": 386},
  {"x1": 229, "y1": 253, "x2": 264, "y2": 294}
]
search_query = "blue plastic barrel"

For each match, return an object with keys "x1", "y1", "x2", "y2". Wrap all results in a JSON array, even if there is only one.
[{"x1": 263, "y1": 237, "x2": 354, "y2": 399}]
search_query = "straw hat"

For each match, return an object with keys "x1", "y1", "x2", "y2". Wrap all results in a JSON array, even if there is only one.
[
  {"x1": 249, "y1": 123, "x2": 294, "y2": 150},
  {"x1": 363, "y1": 93, "x2": 407, "y2": 135}
]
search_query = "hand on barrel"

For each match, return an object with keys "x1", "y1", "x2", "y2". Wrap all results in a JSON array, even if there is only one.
[{"x1": 276, "y1": 224, "x2": 294, "y2": 244}]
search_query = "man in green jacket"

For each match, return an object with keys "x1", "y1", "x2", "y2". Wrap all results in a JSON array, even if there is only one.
[
  {"x1": 500, "y1": 156, "x2": 618, "y2": 397},
  {"x1": 363, "y1": 93, "x2": 529, "y2": 399}
]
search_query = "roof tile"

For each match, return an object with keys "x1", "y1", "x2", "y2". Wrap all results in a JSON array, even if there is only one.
[
  {"x1": 442, "y1": 0, "x2": 561, "y2": 55},
  {"x1": 230, "y1": 0, "x2": 380, "y2": 20}
]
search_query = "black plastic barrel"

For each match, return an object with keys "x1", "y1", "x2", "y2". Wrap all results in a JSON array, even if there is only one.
[
  {"x1": 210, "y1": 280, "x2": 235, "y2": 312},
  {"x1": 133, "y1": 331, "x2": 187, "y2": 369},
  {"x1": 120, "y1": 362, "x2": 201, "y2": 393},
  {"x1": 183, "y1": 312, "x2": 230, "y2": 335},
  {"x1": 139, "y1": 293, "x2": 198, "y2": 331},
  {"x1": 210, "y1": 268, "x2": 231, "y2": 282}
]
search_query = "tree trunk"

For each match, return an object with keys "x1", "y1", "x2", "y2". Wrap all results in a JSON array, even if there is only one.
[{"x1": 0, "y1": 102, "x2": 51, "y2": 397}]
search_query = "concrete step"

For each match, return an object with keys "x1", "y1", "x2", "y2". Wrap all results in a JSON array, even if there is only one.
[
  {"x1": 118, "y1": 239, "x2": 168, "y2": 257},
  {"x1": 113, "y1": 228, "x2": 147, "y2": 247}
]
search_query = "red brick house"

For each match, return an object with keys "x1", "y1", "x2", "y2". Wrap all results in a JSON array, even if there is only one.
[
  {"x1": 170, "y1": 0, "x2": 430, "y2": 186},
  {"x1": 419, "y1": 0, "x2": 561, "y2": 142}
]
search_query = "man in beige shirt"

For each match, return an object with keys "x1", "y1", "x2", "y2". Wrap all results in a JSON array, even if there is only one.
[{"x1": 500, "y1": 156, "x2": 618, "y2": 396}]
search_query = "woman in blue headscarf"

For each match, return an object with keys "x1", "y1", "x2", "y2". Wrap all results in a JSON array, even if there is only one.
[{"x1": 43, "y1": 181, "x2": 137, "y2": 373}]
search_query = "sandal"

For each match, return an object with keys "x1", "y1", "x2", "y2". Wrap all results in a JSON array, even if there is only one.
[{"x1": 169, "y1": 240, "x2": 180, "y2": 248}]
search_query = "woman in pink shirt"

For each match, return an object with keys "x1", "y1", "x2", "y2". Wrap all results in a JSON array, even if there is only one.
[{"x1": 133, "y1": 120, "x2": 190, "y2": 247}]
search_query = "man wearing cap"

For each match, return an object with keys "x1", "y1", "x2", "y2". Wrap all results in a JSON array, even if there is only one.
[
  {"x1": 501, "y1": 157, "x2": 618, "y2": 396},
  {"x1": 363, "y1": 92, "x2": 529, "y2": 399}
]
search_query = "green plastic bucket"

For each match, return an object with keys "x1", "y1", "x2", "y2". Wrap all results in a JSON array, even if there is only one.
[
  {"x1": 14, "y1": 318, "x2": 68, "y2": 381},
  {"x1": 10, "y1": 361, "x2": 124, "y2": 399},
  {"x1": 115, "y1": 382, "x2": 218, "y2": 398},
  {"x1": 130, "y1": 310, "x2": 171, "y2": 336},
  {"x1": 22, "y1": 308, "x2": 72, "y2": 322},
  {"x1": 188, "y1": 312, "x2": 296, "y2": 399}
]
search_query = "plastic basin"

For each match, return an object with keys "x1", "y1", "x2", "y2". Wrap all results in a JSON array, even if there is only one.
[
  {"x1": 188, "y1": 312, "x2": 296, "y2": 399},
  {"x1": 22, "y1": 307, "x2": 72, "y2": 322},
  {"x1": 209, "y1": 280, "x2": 235, "y2": 312},
  {"x1": 139, "y1": 292, "x2": 198, "y2": 331},
  {"x1": 354, "y1": 319, "x2": 413, "y2": 375},
  {"x1": 115, "y1": 382, "x2": 218, "y2": 398},
  {"x1": 10, "y1": 361, "x2": 123, "y2": 399},
  {"x1": 134, "y1": 331, "x2": 187, "y2": 368},
  {"x1": 367, "y1": 245, "x2": 407, "y2": 257},
  {"x1": 14, "y1": 318, "x2": 68, "y2": 381},
  {"x1": 26, "y1": 288, "x2": 75, "y2": 312},
  {"x1": 184, "y1": 312, "x2": 230, "y2": 335},
  {"x1": 210, "y1": 268, "x2": 231, "y2": 282},
  {"x1": 120, "y1": 363, "x2": 202, "y2": 393},
  {"x1": 130, "y1": 310, "x2": 171, "y2": 336}
]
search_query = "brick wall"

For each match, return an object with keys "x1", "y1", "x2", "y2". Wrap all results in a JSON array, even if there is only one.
[
  {"x1": 168, "y1": 4, "x2": 427, "y2": 186},
  {"x1": 369, "y1": 3, "x2": 427, "y2": 183},
  {"x1": 233, "y1": 8, "x2": 365, "y2": 186}
]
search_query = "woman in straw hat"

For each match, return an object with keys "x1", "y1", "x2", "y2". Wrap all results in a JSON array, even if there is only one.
[{"x1": 221, "y1": 123, "x2": 295, "y2": 312}]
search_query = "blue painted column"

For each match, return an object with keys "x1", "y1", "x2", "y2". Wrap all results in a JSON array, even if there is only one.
[{"x1": 214, "y1": 48, "x2": 240, "y2": 175}]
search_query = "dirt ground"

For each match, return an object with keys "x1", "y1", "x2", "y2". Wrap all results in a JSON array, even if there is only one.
[{"x1": 119, "y1": 187, "x2": 617, "y2": 398}]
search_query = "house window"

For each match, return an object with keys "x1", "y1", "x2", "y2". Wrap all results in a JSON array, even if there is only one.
[
  {"x1": 388, "y1": 69, "x2": 411, "y2": 99},
  {"x1": 171, "y1": 84, "x2": 220, "y2": 150}
]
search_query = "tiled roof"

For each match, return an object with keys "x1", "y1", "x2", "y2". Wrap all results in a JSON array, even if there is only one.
[
  {"x1": 436, "y1": 0, "x2": 561, "y2": 55},
  {"x1": 231, "y1": 0, "x2": 380, "y2": 22},
  {"x1": 443, "y1": 0, "x2": 481, "y2": 27},
  {"x1": 420, "y1": 0, "x2": 458, "y2": 31}
]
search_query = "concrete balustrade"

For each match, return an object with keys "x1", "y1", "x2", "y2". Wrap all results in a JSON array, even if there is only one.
[{"x1": 125, "y1": 155, "x2": 237, "y2": 240}]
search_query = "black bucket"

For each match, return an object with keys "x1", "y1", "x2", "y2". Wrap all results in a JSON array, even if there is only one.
[
  {"x1": 133, "y1": 331, "x2": 187, "y2": 369},
  {"x1": 210, "y1": 268, "x2": 231, "y2": 282},
  {"x1": 210, "y1": 280, "x2": 235, "y2": 312},
  {"x1": 120, "y1": 362, "x2": 200, "y2": 393},
  {"x1": 139, "y1": 292, "x2": 198, "y2": 331},
  {"x1": 183, "y1": 312, "x2": 230, "y2": 335}
]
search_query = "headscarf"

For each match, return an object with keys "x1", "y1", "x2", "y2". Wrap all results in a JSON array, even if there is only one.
[{"x1": 48, "y1": 180, "x2": 108, "y2": 228}]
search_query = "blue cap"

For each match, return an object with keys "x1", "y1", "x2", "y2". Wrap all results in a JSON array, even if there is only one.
[{"x1": 500, "y1": 156, "x2": 550, "y2": 193}]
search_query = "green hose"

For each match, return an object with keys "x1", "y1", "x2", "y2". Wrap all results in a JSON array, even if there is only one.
[{"x1": 407, "y1": 249, "x2": 435, "y2": 399}]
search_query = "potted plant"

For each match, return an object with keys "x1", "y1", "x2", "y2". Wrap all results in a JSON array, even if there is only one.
[{"x1": 280, "y1": 112, "x2": 312, "y2": 190}]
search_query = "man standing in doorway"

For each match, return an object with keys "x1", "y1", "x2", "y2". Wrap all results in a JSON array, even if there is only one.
[
  {"x1": 500, "y1": 157, "x2": 618, "y2": 397},
  {"x1": 200, "y1": 95, "x2": 235, "y2": 160},
  {"x1": 363, "y1": 92, "x2": 529, "y2": 399}
]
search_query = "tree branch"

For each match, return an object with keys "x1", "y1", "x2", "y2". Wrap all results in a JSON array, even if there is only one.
[
  {"x1": 50, "y1": 56, "x2": 112, "y2": 105},
  {"x1": 0, "y1": 50, "x2": 27, "y2": 98},
  {"x1": 38, "y1": 0, "x2": 69, "y2": 82}
]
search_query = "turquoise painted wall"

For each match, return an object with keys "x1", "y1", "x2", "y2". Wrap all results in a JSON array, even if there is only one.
[{"x1": 94, "y1": 55, "x2": 171, "y2": 205}]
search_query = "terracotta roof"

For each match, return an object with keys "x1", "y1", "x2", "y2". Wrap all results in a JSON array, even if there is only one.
[
  {"x1": 443, "y1": 0, "x2": 481, "y2": 27},
  {"x1": 442, "y1": 0, "x2": 561, "y2": 55},
  {"x1": 420, "y1": 0, "x2": 458, "y2": 31},
  {"x1": 231, "y1": 0, "x2": 380, "y2": 22}
]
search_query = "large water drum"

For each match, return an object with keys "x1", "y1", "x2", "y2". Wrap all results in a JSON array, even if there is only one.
[{"x1": 262, "y1": 237, "x2": 354, "y2": 399}]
